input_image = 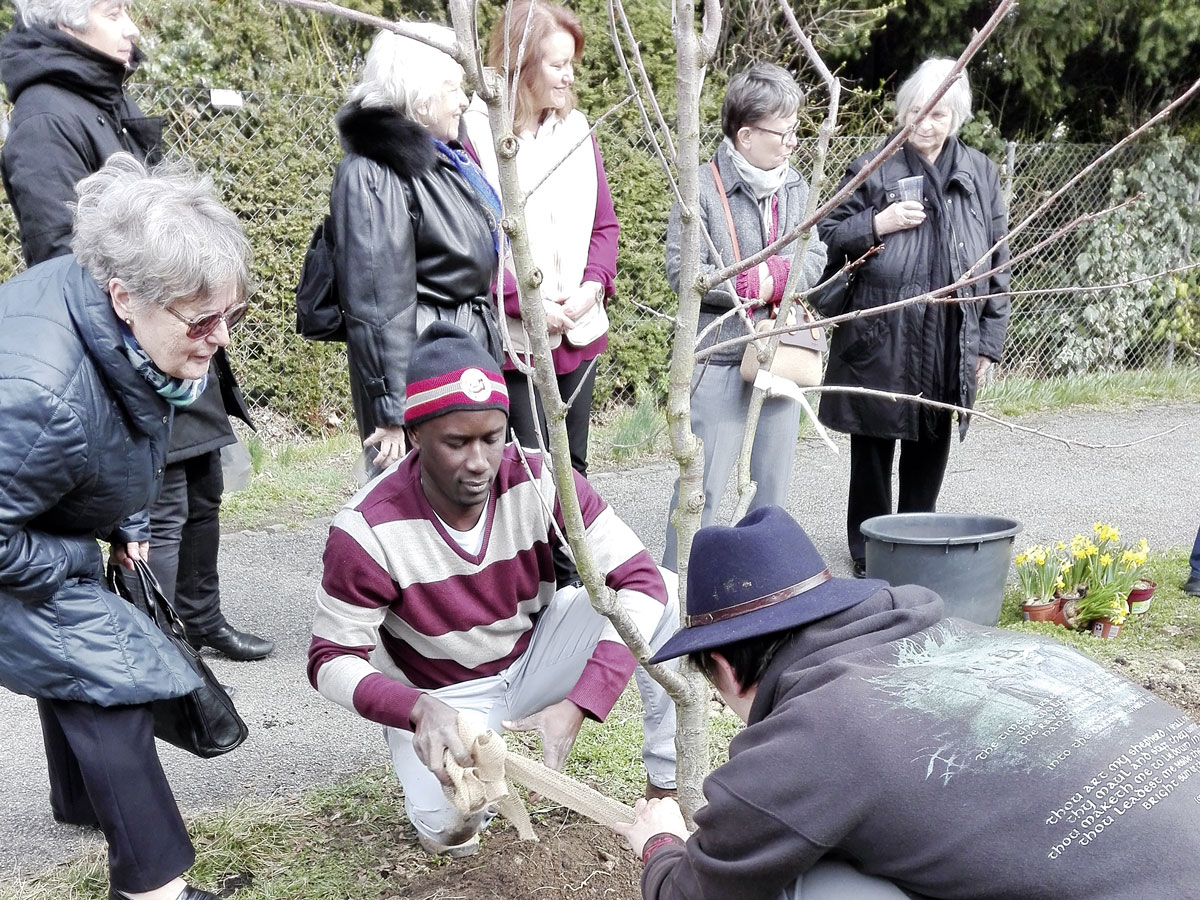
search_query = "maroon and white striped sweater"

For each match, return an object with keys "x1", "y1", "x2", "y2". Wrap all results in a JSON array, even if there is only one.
[{"x1": 308, "y1": 445, "x2": 667, "y2": 730}]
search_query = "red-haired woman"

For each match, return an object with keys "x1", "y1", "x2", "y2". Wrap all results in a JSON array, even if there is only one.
[{"x1": 463, "y1": 0, "x2": 617, "y2": 481}]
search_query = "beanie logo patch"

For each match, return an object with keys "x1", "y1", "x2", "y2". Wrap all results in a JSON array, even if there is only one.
[{"x1": 460, "y1": 368, "x2": 492, "y2": 402}]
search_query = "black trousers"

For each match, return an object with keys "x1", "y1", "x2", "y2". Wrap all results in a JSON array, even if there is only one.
[
  {"x1": 147, "y1": 450, "x2": 227, "y2": 637},
  {"x1": 505, "y1": 363, "x2": 597, "y2": 478},
  {"x1": 505, "y1": 363, "x2": 596, "y2": 586},
  {"x1": 37, "y1": 699, "x2": 194, "y2": 892},
  {"x1": 847, "y1": 413, "x2": 953, "y2": 561}
]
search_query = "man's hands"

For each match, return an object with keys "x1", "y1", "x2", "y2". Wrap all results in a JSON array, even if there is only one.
[
  {"x1": 410, "y1": 696, "x2": 584, "y2": 791},
  {"x1": 410, "y1": 694, "x2": 473, "y2": 787},
  {"x1": 504, "y1": 698, "x2": 585, "y2": 772},
  {"x1": 110, "y1": 540, "x2": 148, "y2": 571},
  {"x1": 614, "y1": 797, "x2": 689, "y2": 857}
]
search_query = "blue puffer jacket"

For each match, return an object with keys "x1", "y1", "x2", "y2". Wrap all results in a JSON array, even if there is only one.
[{"x1": 0, "y1": 257, "x2": 202, "y2": 704}]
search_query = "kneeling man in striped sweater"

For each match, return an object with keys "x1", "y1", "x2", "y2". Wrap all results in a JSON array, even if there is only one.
[{"x1": 308, "y1": 321, "x2": 677, "y2": 857}]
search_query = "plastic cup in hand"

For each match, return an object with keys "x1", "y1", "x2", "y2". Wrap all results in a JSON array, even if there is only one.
[{"x1": 897, "y1": 176, "x2": 924, "y2": 203}]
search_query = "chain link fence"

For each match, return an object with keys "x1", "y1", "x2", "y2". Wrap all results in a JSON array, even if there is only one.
[{"x1": 0, "y1": 85, "x2": 1192, "y2": 444}]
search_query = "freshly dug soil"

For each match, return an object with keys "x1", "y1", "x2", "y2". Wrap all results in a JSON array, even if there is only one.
[{"x1": 378, "y1": 812, "x2": 642, "y2": 900}]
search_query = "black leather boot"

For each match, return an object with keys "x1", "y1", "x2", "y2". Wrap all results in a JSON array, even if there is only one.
[{"x1": 190, "y1": 623, "x2": 274, "y2": 661}]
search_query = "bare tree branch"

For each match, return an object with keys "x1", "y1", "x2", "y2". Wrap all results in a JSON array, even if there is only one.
[
  {"x1": 765, "y1": 382, "x2": 1189, "y2": 452},
  {"x1": 521, "y1": 94, "x2": 636, "y2": 201},
  {"x1": 266, "y1": 0, "x2": 462, "y2": 60}
]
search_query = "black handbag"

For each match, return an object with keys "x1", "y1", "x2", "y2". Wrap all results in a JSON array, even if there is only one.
[
  {"x1": 108, "y1": 560, "x2": 249, "y2": 758},
  {"x1": 294, "y1": 215, "x2": 346, "y2": 341}
]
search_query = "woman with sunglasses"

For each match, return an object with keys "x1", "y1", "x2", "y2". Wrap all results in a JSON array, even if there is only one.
[
  {"x1": 0, "y1": 0, "x2": 272, "y2": 664},
  {"x1": 0, "y1": 154, "x2": 249, "y2": 900},
  {"x1": 662, "y1": 63, "x2": 827, "y2": 571}
]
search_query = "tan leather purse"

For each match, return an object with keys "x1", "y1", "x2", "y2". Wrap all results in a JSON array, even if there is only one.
[{"x1": 709, "y1": 160, "x2": 825, "y2": 388}]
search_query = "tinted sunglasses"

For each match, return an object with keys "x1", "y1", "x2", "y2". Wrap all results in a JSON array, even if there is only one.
[{"x1": 164, "y1": 301, "x2": 249, "y2": 339}]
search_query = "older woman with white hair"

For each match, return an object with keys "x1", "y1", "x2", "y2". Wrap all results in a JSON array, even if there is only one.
[
  {"x1": 812, "y1": 57, "x2": 1011, "y2": 578},
  {"x1": 329, "y1": 24, "x2": 502, "y2": 478},
  {"x1": 0, "y1": 154, "x2": 250, "y2": 900}
]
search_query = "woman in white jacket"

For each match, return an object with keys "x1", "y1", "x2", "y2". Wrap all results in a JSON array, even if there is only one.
[{"x1": 463, "y1": 0, "x2": 618, "y2": 480}]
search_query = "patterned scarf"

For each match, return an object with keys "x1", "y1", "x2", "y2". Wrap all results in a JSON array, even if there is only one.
[
  {"x1": 433, "y1": 138, "x2": 503, "y2": 252},
  {"x1": 119, "y1": 320, "x2": 207, "y2": 407}
]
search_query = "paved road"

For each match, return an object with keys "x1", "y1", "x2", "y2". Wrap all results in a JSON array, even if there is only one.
[{"x1": 3, "y1": 402, "x2": 1197, "y2": 878}]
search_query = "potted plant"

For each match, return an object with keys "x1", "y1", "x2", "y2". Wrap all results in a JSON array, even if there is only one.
[
  {"x1": 1084, "y1": 528, "x2": 1151, "y2": 616},
  {"x1": 1072, "y1": 583, "x2": 1128, "y2": 639},
  {"x1": 1015, "y1": 545, "x2": 1063, "y2": 622},
  {"x1": 1059, "y1": 534, "x2": 1093, "y2": 600}
]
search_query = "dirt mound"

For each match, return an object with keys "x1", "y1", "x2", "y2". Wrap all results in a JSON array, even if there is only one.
[{"x1": 381, "y1": 813, "x2": 642, "y2": 900}]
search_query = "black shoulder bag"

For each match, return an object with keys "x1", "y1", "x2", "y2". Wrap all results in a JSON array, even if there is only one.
[
  {"x1": 108, "y1": 560, "x2": 249, "y2": 758},
  {"x1": 294, "y1": 215, "x2": 347, "y2": 341}
]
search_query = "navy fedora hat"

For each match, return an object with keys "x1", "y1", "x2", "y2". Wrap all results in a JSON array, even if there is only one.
[{"x1": 649, "y1": 506, "x2": 886, "y2": 663}]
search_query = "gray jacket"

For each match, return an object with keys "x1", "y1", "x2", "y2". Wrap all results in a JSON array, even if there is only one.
[{"x1": 666, "y1": 141, "x2": 827, "y2": 366}]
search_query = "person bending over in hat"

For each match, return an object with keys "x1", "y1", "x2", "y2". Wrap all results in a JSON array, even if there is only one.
[
  {"x1": 615, "y1": 506, "x2": 1200, "y2": 900},
  {"x1": 308, "y1": 321, "x2": 678, "y2": 858}
]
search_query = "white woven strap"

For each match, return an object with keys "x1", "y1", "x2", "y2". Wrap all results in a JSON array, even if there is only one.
[{"x1": 441, "y1": 718, "x2": 635, "y2": 842}]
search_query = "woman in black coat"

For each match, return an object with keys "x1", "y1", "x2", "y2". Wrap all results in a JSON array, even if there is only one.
[
  {"x1": 330, "y1": 24, "x2": 502, "y2": 480},
  {"x1": 813, "y1": 58, "x2": 1011, "y2": 576},
  {"x1": 0, "y1": 153, "x2": 251, "y2": 900},
  {"x1": 0, "y1": 0, "x2": 272, "y2": 662}
]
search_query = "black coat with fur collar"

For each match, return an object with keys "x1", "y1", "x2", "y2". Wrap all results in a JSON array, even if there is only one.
[{"x1": 331, "y1": 102, "x2": 499, "y2": 442}]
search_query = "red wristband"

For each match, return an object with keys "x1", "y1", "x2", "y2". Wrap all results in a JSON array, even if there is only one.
[{"x1": 641, "y1": 832, "x2": 684, "y2": 865}]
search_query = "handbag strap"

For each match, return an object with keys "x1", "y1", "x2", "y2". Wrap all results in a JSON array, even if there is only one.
[
  {"x1": 709, "y1": 160, "x2": 742, "y2": 263},
  {"x1": 109, "y1": 559, "x2": 189, "y2": 641}
]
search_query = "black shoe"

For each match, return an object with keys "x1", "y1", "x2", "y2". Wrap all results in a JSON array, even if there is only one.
[
  {"x1": 1184, "y1": 576, "x2": 1200, "y2": 597},
  {"x1": 179, "y1": 886, "x2": 222, "y2": 900},
  {"x1": 112, "y1": 887, "x2": 224, "y2": 900},
  {"x1": 852, "y1": 558, "x2": 867, "y2": 579},
  {"x1": 191, "y1": 624, "x2": 274, "y2": 661}
]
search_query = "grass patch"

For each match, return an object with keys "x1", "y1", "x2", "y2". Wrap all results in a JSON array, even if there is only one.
[
  {"x1": 591, "y1": 389, "x2": 668, "y2": 468},
  {"x1": 980, "y1": 366, "x2": 1200, "y2": 417},
  {"x1": 221, "y1": 432, "x2": 360, "y2": 531},
  {"x1": 0, "y1": 769, "x2": 412, "y2": 900}
]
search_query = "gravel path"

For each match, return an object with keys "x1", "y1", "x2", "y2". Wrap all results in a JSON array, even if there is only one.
[{"x1": 3, "y1": 401, "x2": 1197, "y2": 878}]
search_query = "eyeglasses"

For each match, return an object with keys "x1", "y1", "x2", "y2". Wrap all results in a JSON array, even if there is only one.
[
  {"x1": 753, "y1": 124, "x2": 800, "y2": 145},
  {"x1": 164, "y1": 301, "x2": 249, "y2": 339}
]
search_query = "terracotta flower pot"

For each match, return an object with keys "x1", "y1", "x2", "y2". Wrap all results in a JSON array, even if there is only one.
[
  {"x1": 1058, "y1": 595, "x2": 1083, "y2": 630},
  {"x1": 1023, "y1": 598, "x2": 1063, "y2": 623},
  {"x1": 1091, "y1": 617, "x2": 1122, "y2": 639},
  {"x1": 1126, "y1": 579, "x2": 1156, "y2": 615}
]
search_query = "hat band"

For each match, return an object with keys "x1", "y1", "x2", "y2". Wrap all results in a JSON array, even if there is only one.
[{"x1": 685, "y1": 568, "x2": 832, "y2": 627}]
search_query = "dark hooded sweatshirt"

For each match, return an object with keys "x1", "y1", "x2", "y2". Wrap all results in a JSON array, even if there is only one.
[
  {"x1": 643, "y1": 587, "x2": 1200, "y2": 899},
  {"x1": 0, "y1": 22, "x2": 249, "y2": 459}
]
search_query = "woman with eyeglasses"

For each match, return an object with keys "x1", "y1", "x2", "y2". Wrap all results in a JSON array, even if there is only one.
[
  {"x1": 0, "y1": 154, "x2": 248, "y2": 900},
  {"x1": 661, "y1": 62, "x2": 827, "y2": 571},
  {"x1": 0, "y1": 0, "x2": 273, "y2": 665}
]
